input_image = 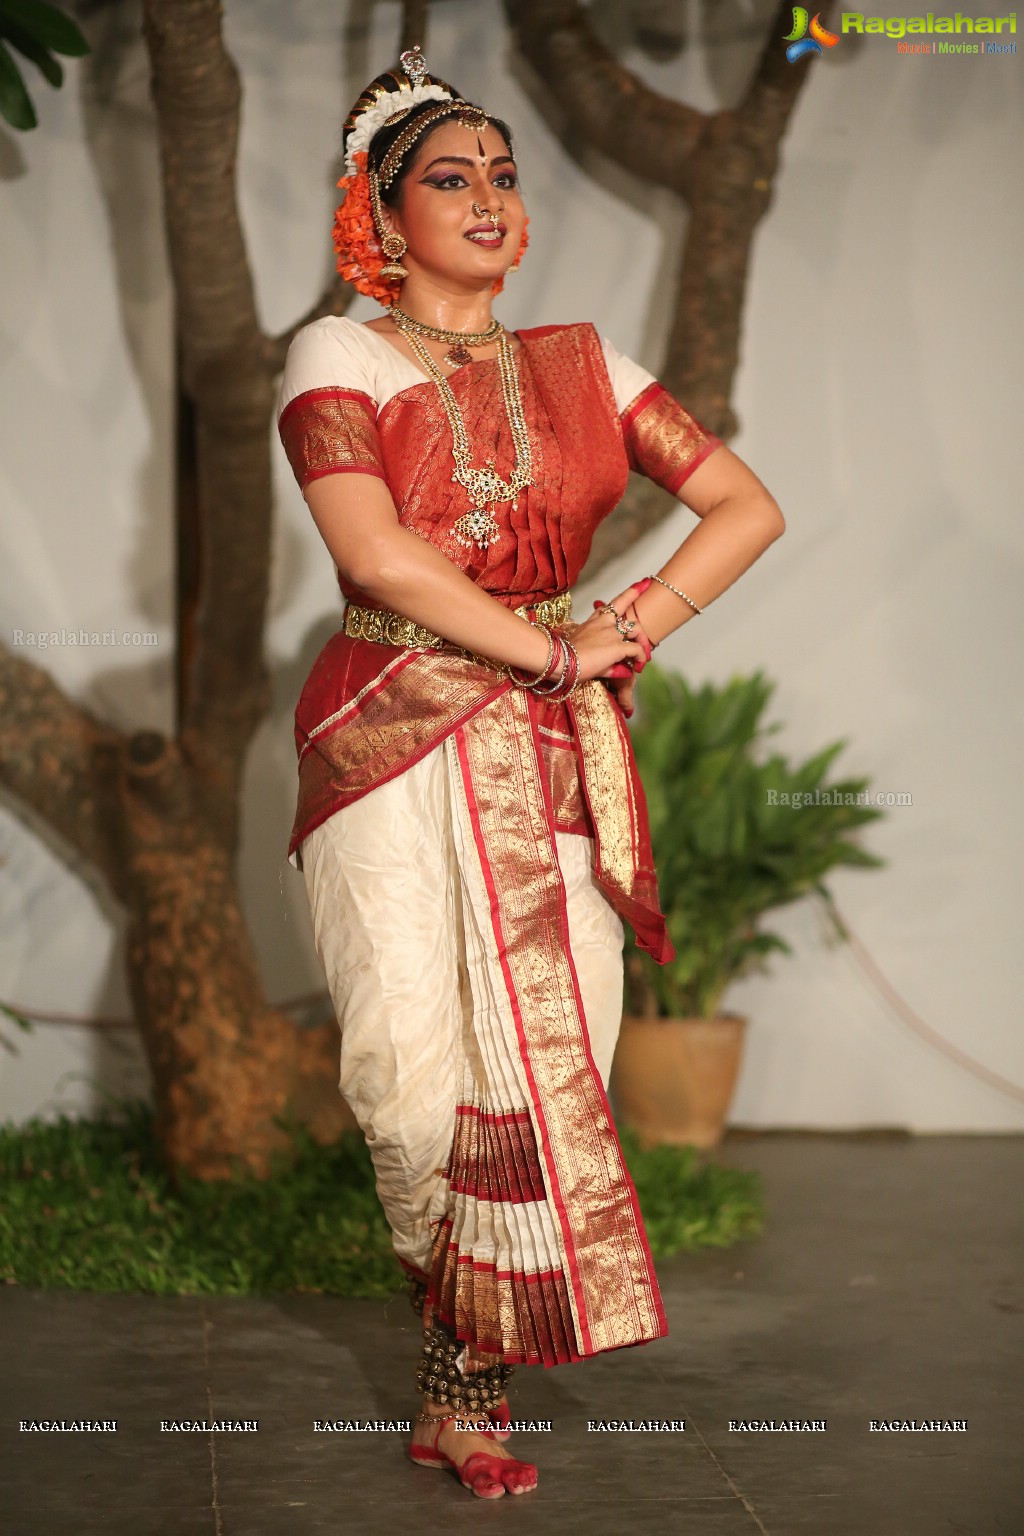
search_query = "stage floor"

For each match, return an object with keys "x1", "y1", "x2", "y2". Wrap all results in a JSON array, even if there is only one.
[{"x1": 3, "y1": 1132, "x2": 1020, "y2": 1534}]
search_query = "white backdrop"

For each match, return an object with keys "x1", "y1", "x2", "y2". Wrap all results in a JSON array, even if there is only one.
[{"x1": 1, "y1": 0, "x2": 1021, "y2": 1131}]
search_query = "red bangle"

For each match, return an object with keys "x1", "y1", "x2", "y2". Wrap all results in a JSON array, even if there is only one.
[
  {"x1": 541, "y1": 637, "x2": 580, "y2": 700},
  {"x1": 530, "y1": 632, "x2": 571, "y2": 695}
]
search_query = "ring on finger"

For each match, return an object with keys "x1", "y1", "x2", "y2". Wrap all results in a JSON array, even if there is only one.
[{"x1": 596, "y1": 601, "x2": 636, "y2": 640}]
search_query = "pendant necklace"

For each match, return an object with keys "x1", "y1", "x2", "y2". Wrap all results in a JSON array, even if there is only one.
[
  {"x1": 388, "y1": 304, "x2": 503, "y2": 368},
  {"x1": 389, "y1": 308, "x2": 533, "y2": 551}
]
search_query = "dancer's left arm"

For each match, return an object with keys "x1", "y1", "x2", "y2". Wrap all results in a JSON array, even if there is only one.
[{"x1": 605, "y1": 447, "x2": 785, "y2": 715}]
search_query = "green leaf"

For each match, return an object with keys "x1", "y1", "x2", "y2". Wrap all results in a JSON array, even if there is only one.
[
  {"x1": 628, "y1": 662, "x2": 887, "y2": 1016},
  {"x1": 0, "y1": 0, "x2": 89, "y2": 58},
  {"x1": 0, "y1": 37, "x2": 35, "y2": 128},
  {"x1": 2, "y1": 17, "x2": 62, "y2": 85}
]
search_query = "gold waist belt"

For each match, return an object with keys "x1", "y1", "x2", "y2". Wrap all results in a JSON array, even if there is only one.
[{"x1": 342, "y1": 590, "x2": 574, "y2": 653}]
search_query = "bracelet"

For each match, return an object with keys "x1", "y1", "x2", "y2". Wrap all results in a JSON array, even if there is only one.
[
  {"x1": 530, "y1": 632, "x2": 571, "y2": 695},
  {"x1": 535, "y1": 635, "x2": 580, "y2": 701},
  {"x1": 649, "y1": 573, "x2": 703, "y2": 615},
  {"x1": 507, "y1": 623, "x2": 556, "y2": 688}
]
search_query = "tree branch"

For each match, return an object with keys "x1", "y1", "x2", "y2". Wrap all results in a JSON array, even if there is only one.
[
  {"x1": 400, "y1": 0, "x2": 430, "y2": 55},
  {"x1": 0, "y1": 646, "x2": 127, "y2": 894},
  {"x1": 504, "y1": 0, "x2": 706, "y2": 191},
  {"x1": 507, "y1": 0, "x2": 821, "y2": 582}
]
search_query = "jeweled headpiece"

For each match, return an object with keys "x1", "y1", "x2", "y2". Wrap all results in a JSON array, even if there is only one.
[
  {"x1": 341, "y1": 46, "x2": 475, "y2": 178},
  {"x1": 332, "y1": 46, "x2": 528, "y2": 307}
]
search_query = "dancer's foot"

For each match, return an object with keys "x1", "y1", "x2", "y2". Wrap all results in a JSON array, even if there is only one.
[
  {"x1": 488, "y1": 1394, "x2": 512, "y2": 1441},
  {"x1": 410, "y1": 1406, "x2": 538, "y2": 1498}
]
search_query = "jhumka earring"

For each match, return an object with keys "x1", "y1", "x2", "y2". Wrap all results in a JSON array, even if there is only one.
[
  {"x1": 379, "y1": 227, "x2": 408, "y2": 280},
  {"x1": 369, "y1": 166, "x2": 409, "y2": 279}
]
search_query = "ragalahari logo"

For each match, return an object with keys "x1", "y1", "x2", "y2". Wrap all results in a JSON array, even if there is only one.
[{"x1": 784, "y1": 7, "x2": 841, "y2": 59}]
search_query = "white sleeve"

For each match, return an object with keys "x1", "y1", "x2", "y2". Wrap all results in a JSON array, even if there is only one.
[
  {"x1": 598, "y1": 332, "x2": 659, "y2": 415},
  {"x1": 276, "y1": 316, "x2": 379, "y2": 421}
]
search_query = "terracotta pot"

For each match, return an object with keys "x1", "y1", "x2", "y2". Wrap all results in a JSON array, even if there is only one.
[{"x1": 609, "y1": 1012, "x2": 748, "y2": 1150}]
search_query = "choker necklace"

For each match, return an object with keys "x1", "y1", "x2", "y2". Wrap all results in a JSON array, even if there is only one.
[
  {"x1": 389, "y1": 310, "x2": 532, "y2": 551},
  {"x1": 388, "y1": 304, "x2": 503, "y2": 368}
]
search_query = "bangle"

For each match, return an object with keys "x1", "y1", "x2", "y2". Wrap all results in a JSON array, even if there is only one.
[
  {"x1": 508, "y1": 622, "x2": 556, "y2": 687},
  {"x1": 649, "y1": 573, "x2": 703, "y2": 615},
  {"x1": 537, "y1": 635, "x2": 580, "y2": 701},
  {"x1": 530, "y1": 632, "x2": 571, "y2": 695}
]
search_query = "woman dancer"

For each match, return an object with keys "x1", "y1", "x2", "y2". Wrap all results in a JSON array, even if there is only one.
[{"x1": 278, "y1": 48, "x2": 785, "y2": 1500}]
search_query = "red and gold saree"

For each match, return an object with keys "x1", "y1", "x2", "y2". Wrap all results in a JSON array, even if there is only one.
[{"x1": 278, "y1": 316, "x2": 722, "y2": 1366}]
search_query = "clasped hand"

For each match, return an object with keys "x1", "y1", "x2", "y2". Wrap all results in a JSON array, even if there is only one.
[{"x1": 563, "y1": 579, "x2": 655, "y2": 718}]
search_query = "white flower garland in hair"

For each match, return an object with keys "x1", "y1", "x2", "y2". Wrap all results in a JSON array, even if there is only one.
[{"x1": 344, "y1": 83, "x2": 454, "y2": 175}]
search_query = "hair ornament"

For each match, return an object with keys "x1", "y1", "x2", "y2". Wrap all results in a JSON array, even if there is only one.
[{"x1": 341, "y1": 46, "x2": 463, "y2": 177}]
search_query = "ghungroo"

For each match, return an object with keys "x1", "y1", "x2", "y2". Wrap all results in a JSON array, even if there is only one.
[
  {"x1": 415, "y1": 1321, "x2": 515, "y2": 1413},
  {"x1": 407, "y1": 1275, "x2": 427, "y2": 1316}
]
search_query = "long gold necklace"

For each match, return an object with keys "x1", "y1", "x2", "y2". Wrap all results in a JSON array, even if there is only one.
[
  {"x1": 388, "y1": 304, "x2": 503, "y2": 368},
  {"x1": 390, "y1": 311, "x2": 533, "y2": 551}
]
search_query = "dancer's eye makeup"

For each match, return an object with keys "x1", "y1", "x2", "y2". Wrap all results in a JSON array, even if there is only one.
[
  {"x1": 418, "y1": 155, "x2": 518, "y2": 192},
  {"x1": 423, "y1": 171, "x2": 519, "y2": 191}
]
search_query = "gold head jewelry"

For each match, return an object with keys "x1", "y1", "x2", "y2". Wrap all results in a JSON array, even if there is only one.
[
  {"x1": 341, "y1": 47, "x2": 465, "y2": 177},
  {"x1": 377, "y1": 101, "x2": 489, "y2": 189}
]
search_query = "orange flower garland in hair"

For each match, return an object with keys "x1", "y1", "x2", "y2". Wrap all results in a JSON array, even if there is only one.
[
  {"x1": 332, "y1": 148, "x2": 530, "y2": 306},
  {"x1": 332, "y1": 151, "x2": 401, "y2": 308}
]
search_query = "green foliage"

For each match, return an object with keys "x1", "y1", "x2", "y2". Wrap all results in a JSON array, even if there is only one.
[
  {"x1": 626, "y1": 665, "x2": 886, "y2": 1020},
  {"x1": 0, "y1": 0, "x2": 89, "y2": 131},
  {"x1": 616, "y1": 1124, "x2": 764, "y2": 1256},
  {"x1": 0, "y1": 1099, "x2": 764, "y2": 1292}
]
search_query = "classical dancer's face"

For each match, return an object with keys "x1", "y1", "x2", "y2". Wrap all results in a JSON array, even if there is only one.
[{"x1": 385, "y1": 118, "x2": 525, "y2": 292}]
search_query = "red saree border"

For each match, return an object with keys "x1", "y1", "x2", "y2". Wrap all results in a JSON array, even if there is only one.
[
  {"x1": 621, "y1": 379, "x2": 725, "y2": 494},
  {"x1": 287, "y1": 650, "x2": 508, "y2": 861},
  {"x1": 278, "y1": 384, "x2": 376, "y2": 431},
  {"x1": 430, "y1": 1216, "x2": 586, "y2": 1365},
  {"x1": 449, "y1": 1103, "x2": 547, "y2": 1205}
]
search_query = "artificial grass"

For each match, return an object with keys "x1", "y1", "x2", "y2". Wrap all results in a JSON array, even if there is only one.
[{"x1": 0, "y1": 1098, "x2": 764, "y2": 1296}]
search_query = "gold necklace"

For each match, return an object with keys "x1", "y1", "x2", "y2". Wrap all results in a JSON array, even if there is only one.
[
  {"x1": 388, "y1": 304, "x2": 502, "y2": 368},
  {"x1": 391, "y1": 312, "x2": 533, "y2": 551}
]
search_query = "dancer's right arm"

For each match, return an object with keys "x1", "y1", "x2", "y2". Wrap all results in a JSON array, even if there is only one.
[{"x1": 302, "y1": 470, "x2": 646, "y2": 681}]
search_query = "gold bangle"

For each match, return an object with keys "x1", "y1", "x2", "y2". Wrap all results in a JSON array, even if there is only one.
[{"x1": 507, "y1": 623, "x2": 555, "y2": 688}]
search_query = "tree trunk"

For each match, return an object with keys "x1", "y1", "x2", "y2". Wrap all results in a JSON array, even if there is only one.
[{"x1": 0, "y1": 0, "x2": 355, "y2": 1181}]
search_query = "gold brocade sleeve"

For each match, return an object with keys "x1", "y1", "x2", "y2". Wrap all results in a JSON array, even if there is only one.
[
  {"x1": 621, "y1": 381, "x2": 723, "y2": 496},
  {"x1": 278, "y1": 386, "x2": 386, "y2": 492}
]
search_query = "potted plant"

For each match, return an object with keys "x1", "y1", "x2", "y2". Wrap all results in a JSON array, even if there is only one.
[{"x1": 610, "y1": 665, "x2": 886, "y2": 1149}]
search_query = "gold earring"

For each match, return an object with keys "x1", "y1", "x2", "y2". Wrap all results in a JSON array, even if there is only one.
[
  {"x1": 368, "y1": 167, "x2": 409, "y2": 279},
  {"x1": 379, "y1": 229, "x2": 408, "y2": 279}
]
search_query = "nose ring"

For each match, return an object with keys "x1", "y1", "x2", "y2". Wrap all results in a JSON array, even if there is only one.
[{"x1": 472, "y1": 201, "x2": 503, "y2": 229}]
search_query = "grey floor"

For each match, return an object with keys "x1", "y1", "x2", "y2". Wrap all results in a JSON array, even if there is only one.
[{"x1": 3, "y1": 1134, "x2": 1022, "y2": 1535}]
